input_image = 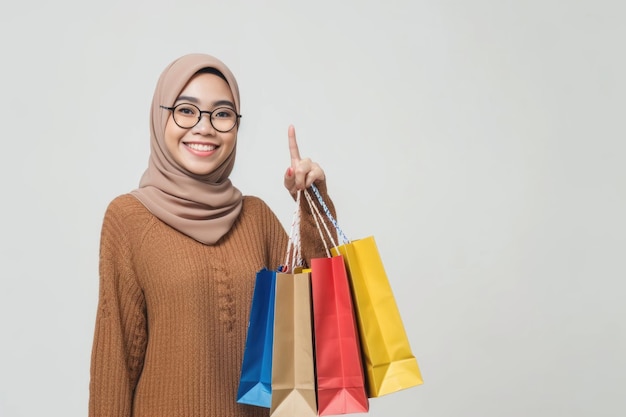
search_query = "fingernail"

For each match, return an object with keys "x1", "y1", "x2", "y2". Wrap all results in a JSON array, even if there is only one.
[{"x1": 287, "y1": 167, "x2": 293, "y2": 177}]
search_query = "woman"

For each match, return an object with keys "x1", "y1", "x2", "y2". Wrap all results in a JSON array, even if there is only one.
[{"x1": 89, "y1": 53, "x2": 334, "y2": 417}]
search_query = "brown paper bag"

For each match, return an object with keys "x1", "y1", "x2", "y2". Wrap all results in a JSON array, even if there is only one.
[{"x1": 270, "y1": 270, "x2": 317, "y2": 417}]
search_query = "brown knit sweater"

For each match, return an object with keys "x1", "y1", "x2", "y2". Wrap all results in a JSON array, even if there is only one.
[{"x1": 89, "y1": 190, "x2": 334, "y2": 417}]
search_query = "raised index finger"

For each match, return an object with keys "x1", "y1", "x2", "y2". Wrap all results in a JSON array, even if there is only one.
[{"x1": 288, "y1": 124, "x2": 301, "y2": 167}]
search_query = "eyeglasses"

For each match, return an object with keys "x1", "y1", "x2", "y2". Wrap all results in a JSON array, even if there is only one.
[{"x1": 160, "y1": 103, "x2": 242, "y2": 132}]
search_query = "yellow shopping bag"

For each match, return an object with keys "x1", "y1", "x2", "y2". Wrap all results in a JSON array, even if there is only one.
[{"x1": 331, "y1": 236, "x2": 423, "y2": 397}]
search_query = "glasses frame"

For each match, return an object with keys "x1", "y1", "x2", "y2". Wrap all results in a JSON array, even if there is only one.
[{"x1": 160, "y1": 103, "x2": 242, "y2": 133}]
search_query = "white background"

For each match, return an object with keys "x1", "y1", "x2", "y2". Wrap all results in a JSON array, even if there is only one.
[{"x1": 1, "y1": 1, "x2": 625, "y2": 416}]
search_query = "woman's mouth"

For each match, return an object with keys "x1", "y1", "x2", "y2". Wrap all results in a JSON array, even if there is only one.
[
  {"x1": 186, "y1": 142, "x2": 217, "y2": 152},
  {"x1": 185, "y1": 142, "x2": 219, "y2": 156}
]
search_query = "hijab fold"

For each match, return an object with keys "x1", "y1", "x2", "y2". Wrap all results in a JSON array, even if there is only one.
[{"x1": 131, "y1": 53, "x2": 243, "y2": 245}]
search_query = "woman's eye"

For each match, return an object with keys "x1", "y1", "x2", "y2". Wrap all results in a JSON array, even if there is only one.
[
  {"x1": 214, "y1": 108, "x2": 235, "y2": 119},
  {"x1": 176, "y1": 105, "x2": 197, "y2": 116}
]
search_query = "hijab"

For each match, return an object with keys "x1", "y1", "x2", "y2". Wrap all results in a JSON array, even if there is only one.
[{"x1": 131, "y1": 53, "x2": 243, "y2": 245}]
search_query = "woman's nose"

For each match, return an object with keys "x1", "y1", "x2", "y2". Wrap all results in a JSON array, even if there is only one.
[{"x1": 193, "y1": 114, "x2": 215, "y2": 134}]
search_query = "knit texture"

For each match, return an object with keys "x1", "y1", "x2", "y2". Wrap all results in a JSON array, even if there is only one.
[{"x1": 89, "y1": 189, "x2": 334, "y2": 417}]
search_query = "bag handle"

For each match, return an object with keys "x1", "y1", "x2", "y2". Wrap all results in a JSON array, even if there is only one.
[
  {"x1": 303, "y1": 188, "x2": 337, "y2": 258},
  {"x1": 309, "y1": 183, "x2": 350, "y2": 245},
  {"x1": 282, "y1": 190, "x2": 303, "y2": 272}
]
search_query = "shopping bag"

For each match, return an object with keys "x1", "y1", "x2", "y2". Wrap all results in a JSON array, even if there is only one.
[
  {"x1": 311, "y1": 184, "x2": 423, "y2": 398},
  {"x1": 304, "y1": 189, "x2": 369, "y2": 415},
  {"x1": 270, "y1": 270, "x2": 317, "y2": 417},
  {"x1": 332, "y1": 236, "x2": 423, "y2": 397},
  {"x1": 270, "y1": 190, "x2": 317, "y2": 417},
  {"x1": 311, "y1": 256, "x2": 369, "y2": 414},
  {"x1": 236, "y1": 267, "x2": 277, "y2": 408}
]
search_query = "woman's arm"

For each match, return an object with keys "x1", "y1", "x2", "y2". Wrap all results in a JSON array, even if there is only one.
[
  {"x1": 281, "y1": 125, "x2": 338, "y2": 265},
  {"x1": 89, "y1": 202, "x2": 147, "y2": 417}
]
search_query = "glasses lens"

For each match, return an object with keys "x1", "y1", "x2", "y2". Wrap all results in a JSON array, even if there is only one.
[
  {"x1": 172, "y1": 104, "x2": 200, "y2": 128},
  {"x1": 211, "y1": 107, "x2": 237, "y2": 132}
]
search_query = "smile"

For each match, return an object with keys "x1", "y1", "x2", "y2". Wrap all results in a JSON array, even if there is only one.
[{"x1": 186, "y1": 143, "x2": 218, "y2": 152}]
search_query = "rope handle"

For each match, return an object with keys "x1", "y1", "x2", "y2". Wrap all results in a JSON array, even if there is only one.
[
  {"x1": 281, "y1": 190, "x2": 302, "y2": 272},
  {"x1": 309, "y1": 183, "x2": 350, "y2": 244},
  {"x1": 303, "y1": 188, "x2": 337, "y2": 258}
]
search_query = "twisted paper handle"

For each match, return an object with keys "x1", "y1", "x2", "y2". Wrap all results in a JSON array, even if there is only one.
[
  {"x1": 282, "y1": 190, "x2": 302, "y2": 272},
  {"x1": 309, "y1": 183, "x2": 350, "y2": 244},
  {"x1": 303, "y1": 188, "x2": 337, "y2": 258}
]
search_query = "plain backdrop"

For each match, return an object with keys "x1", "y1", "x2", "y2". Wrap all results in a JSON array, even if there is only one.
[{"x1": 1, "y1": 1, "x2": 625, "y2": 416}]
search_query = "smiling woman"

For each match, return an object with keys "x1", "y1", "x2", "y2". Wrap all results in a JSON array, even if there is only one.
[
  {"x1": 88, "y1": 53, "x2": 334, "y2": 417},
  {"x1": 162, "y1": 72, "x2": 239, "y2": 176}
]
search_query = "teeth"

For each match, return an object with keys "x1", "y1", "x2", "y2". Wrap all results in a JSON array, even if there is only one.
[{"x1": 187, "y1": 143, "x2": 217, "y2": 152}]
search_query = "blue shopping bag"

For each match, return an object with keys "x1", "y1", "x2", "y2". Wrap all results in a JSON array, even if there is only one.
[{"x1": 237, "y1": 267, "x2": 277, "y2": 407}]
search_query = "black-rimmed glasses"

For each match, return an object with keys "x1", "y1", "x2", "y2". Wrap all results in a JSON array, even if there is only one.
[{"x1": 160, "y1": 103, "x2": 242, "y2": 132}]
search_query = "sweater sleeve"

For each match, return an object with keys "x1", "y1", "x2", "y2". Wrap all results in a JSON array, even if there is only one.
[
  {"x1": 89, "y1": 201, "x2": 147, "y2": 417},
  {"x1": 257, "y1": 198, "x2": 290, "y2": 271}
]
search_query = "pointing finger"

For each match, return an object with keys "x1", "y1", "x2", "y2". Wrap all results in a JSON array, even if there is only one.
[{"x1": 288, "y1": 124, "x2": 301, "y2": 168}]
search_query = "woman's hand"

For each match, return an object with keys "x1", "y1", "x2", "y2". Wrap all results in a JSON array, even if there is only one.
[{"x1": 284, "y1": 124, "x2": 325, "y2": 197}]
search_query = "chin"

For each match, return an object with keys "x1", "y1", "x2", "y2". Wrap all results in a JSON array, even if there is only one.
[{"x1": 188, "y1": 167, "x2": 217, "y2": 176}]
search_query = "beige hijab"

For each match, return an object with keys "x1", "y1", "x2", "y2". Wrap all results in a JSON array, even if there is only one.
[{"x1": 131, "y1": 53, "x2": 243, "y2": 244}]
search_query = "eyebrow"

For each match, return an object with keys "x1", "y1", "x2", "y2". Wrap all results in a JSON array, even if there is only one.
[{"x1": 175, "y1": 95, "x2": 236, "y2": 109}]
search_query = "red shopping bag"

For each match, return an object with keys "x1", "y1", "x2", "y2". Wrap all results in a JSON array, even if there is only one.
[
  {"x1": 305, "y1": 189, "x2": 369, "y2": 415},
  {"x1": 311, "y1": 256, "x2": 369, "y2": 415}
]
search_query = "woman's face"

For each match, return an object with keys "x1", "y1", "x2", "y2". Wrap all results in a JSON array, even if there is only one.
[{"x1": 164, "y1": 72, "x2": 238, "y2": 176}]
